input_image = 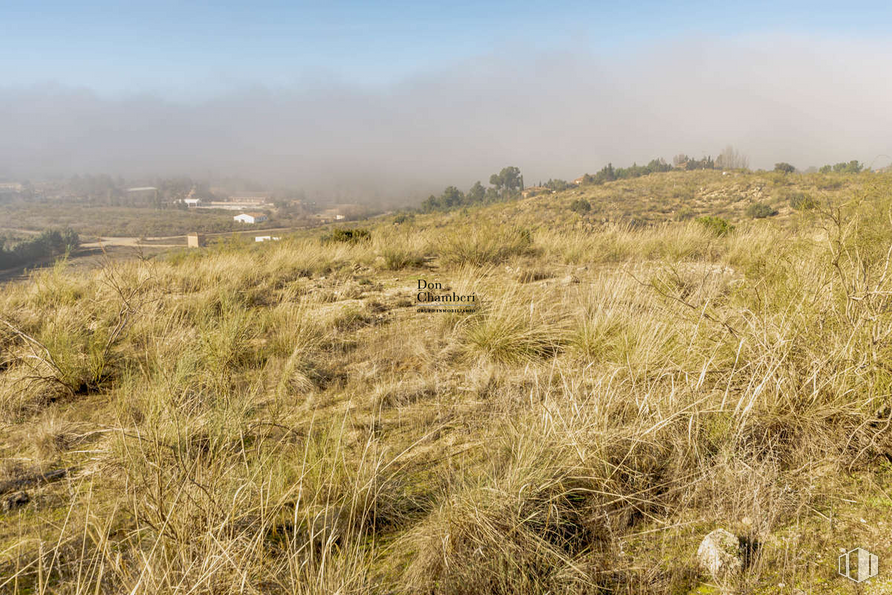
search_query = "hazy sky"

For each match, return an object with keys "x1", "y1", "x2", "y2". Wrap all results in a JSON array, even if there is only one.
[{"x1": 2, "y1": 1, "x2": 892, "y2": 200}]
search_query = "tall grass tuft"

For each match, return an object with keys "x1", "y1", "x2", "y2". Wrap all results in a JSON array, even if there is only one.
[
  {"x1": 459, "y1": 283, "x2": 568, "y2": 363},
  {"x1": 437, "y1": 222, "x2": 535, "y2": 267}
]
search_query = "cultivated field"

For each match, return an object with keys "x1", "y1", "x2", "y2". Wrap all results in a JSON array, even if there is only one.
[{"x1": 2, "y1": 171, "x2": 892, "y2": 593}]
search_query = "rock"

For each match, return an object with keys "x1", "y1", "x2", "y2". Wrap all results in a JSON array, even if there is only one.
[
  {"x1": 2, "y1": 491, "x2": 30, "y2": 512},
  {"x1": 697, "y1": 528, "x2": 743, "y2": 580}
]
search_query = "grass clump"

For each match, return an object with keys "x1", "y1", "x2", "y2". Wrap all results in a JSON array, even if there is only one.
[
  {"x1": 437, "y1": 223, "x2": 534, "y2": 267},
  {"x1": 381, "y1": 246, "x2": 425, "y2": 270},
  {"x1": 459, "y1": 287, "x2": 566, "y2": 363},
  {"x1": 696, "y1": 215, "x2": 735, "y2": 236},
  {"x1": 675, "y1": 206, "x2": 695, "y2": 221}
]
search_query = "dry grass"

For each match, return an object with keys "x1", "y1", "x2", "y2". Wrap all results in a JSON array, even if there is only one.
[
  {"x1": 437, "y1": 222, "x2": 535, "y2": 267},
  {"x1": 3, "y1": 173, "x2": 892, "y2": 593}
]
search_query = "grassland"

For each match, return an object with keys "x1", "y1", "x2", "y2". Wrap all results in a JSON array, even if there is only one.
[
  {"x1": 501, "y1": 169, "x2": 862, "y2": 228},
  {"x1": 2, "y1": 170, "x2": 892, "y2": 593}
]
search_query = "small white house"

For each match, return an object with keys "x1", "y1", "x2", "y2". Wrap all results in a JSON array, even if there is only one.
[
  {"x1": 234, "y1": 212, "x2": 268, "y2": 224},
  {"x1": 255, "y1": 236, "x2": 280, "y2": 242},
  {"x1": 184, "y1": 198, "x2": 202, "y2": 207}
]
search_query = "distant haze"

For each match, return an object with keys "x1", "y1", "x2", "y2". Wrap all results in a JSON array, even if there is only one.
[{"x1": 2, "y1": 34, "x2": 891, "y2": 204}]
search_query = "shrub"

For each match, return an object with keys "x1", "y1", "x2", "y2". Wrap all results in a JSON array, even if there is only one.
[
  {"x1": 321, "y1": 228, "x2": 371, "y2": 243},
  {"x1": 746, "y1": 202, "x2": 778, "y2": 219},
  {"x1": 789, "y1": 192, "x2": 817, "y2": 211},
  {"x1": 696, "y1": 215, "x2": 735, "y2": 236},
  {"x1": 774, "y1": 162, "x2": 796, "y2": 174},
  {"x1": 570, "y1": 199, "x2": 591, "y2": 214},
  {"x1": 0, "y1": 228, "x2": 79, "y2": 270}
]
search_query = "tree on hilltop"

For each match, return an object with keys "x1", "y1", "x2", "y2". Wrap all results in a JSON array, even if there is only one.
[
  {"x1": 716, "y1": 145, "x2": 749, "y2": 170},
  {"x1": 489, "y1": 166, "x2": 524, "y2": 197}
]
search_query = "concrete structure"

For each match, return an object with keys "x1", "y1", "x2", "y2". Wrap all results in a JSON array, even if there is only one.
[
  {"x1": 228, "y1": 194, "x2": 270, "y2": 204},
  {"x1": 127, "y1": 186, "x2": 159, "y2": 201},
  {"x1": 186, "y1": 233, "x2": 204, "y2": 248},
  {"x1": 202, "y1": 201, "x2": 272, "y2": 211},
  {"x1": 316, "y1": 208, "x2": 347, "y2": 222},
  {"x1": 255, "y1": 236, "x2": 280, "y2": 242},
  {"x1": 234, "y1": 212, "x2": 268, "y2": 224}
]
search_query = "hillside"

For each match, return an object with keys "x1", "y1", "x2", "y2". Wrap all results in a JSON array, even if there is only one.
[
  {"x1": 2, "y1": 171, "x2": 892, "y2": 593},
  {"x1": 476, "y1": 169, "x2": 874, "y2": 228}
]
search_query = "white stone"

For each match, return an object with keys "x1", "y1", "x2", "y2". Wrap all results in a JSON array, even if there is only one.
[{"x1": 697, "y1": 528, "x2": 742, "y2": 579}]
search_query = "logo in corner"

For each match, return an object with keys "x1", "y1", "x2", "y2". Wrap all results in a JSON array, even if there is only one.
[{"x1": 838, "y1": 547, "x2": 878, "y2": 583}]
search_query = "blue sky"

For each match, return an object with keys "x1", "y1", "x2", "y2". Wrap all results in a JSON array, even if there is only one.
[{"x1": 3, "y1": 0, "x2": 892, "y2": 99}]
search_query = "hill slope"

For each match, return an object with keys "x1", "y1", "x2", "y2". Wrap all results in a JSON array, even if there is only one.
[
  {"x1": 2, "y1": 172, "x2": 892, "y2": 593},
  {"x1": 481, "y1": 169, "x2": 874, "y2": 228}
]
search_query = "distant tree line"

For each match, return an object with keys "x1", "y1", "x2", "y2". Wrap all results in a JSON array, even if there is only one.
[
  {"x1": 0, "y1": 228, "x2": 80, "y2": 270},
  {"x1": 580, "y1": 159, "x2": 673, "y2": 186},
  {"x1": 775, "y1": 161, "x2": 864, "y2": 174},
  {"x1": 819, "y1": 161, "x2": 864, "y2": 174},
  {"x1": 544, "y1": 179, "x2": 572, "y2": 191},
  {"x1": 414, "y1": 148, "x2": 870, "y2": 214},
  {"x1": 671, "y1": 155, "x2": 716, "y2": 171},
  {"x1": 580, "y1": 146, "x2": 749, "y2": 183},
  {"x1": 714, "y1": 145, "x2": 749, "y2": 169},
  {"x1": 421, "y1": 166, "x2": 524, "y2": 212}
]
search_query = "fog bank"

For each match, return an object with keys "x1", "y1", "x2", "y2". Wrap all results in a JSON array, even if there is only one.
[{"x1": 2, "y1": 33, "x2": 890, "y2": 203}]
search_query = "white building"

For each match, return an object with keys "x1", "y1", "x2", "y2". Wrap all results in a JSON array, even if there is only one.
[
  {"x1": 184, "y1": 198, "x2": 202, "y2": 207},
  {"x1": 255, "y1": 236, "x2": 280, "y2": 242},
  {"x1": 234, "y1": 212, "x2": 268, "y2": 224}
]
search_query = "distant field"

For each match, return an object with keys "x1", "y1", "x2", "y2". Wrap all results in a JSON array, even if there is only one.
[{"x1": 0, "y1": 203, "x2": 310, "y2": 237}]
